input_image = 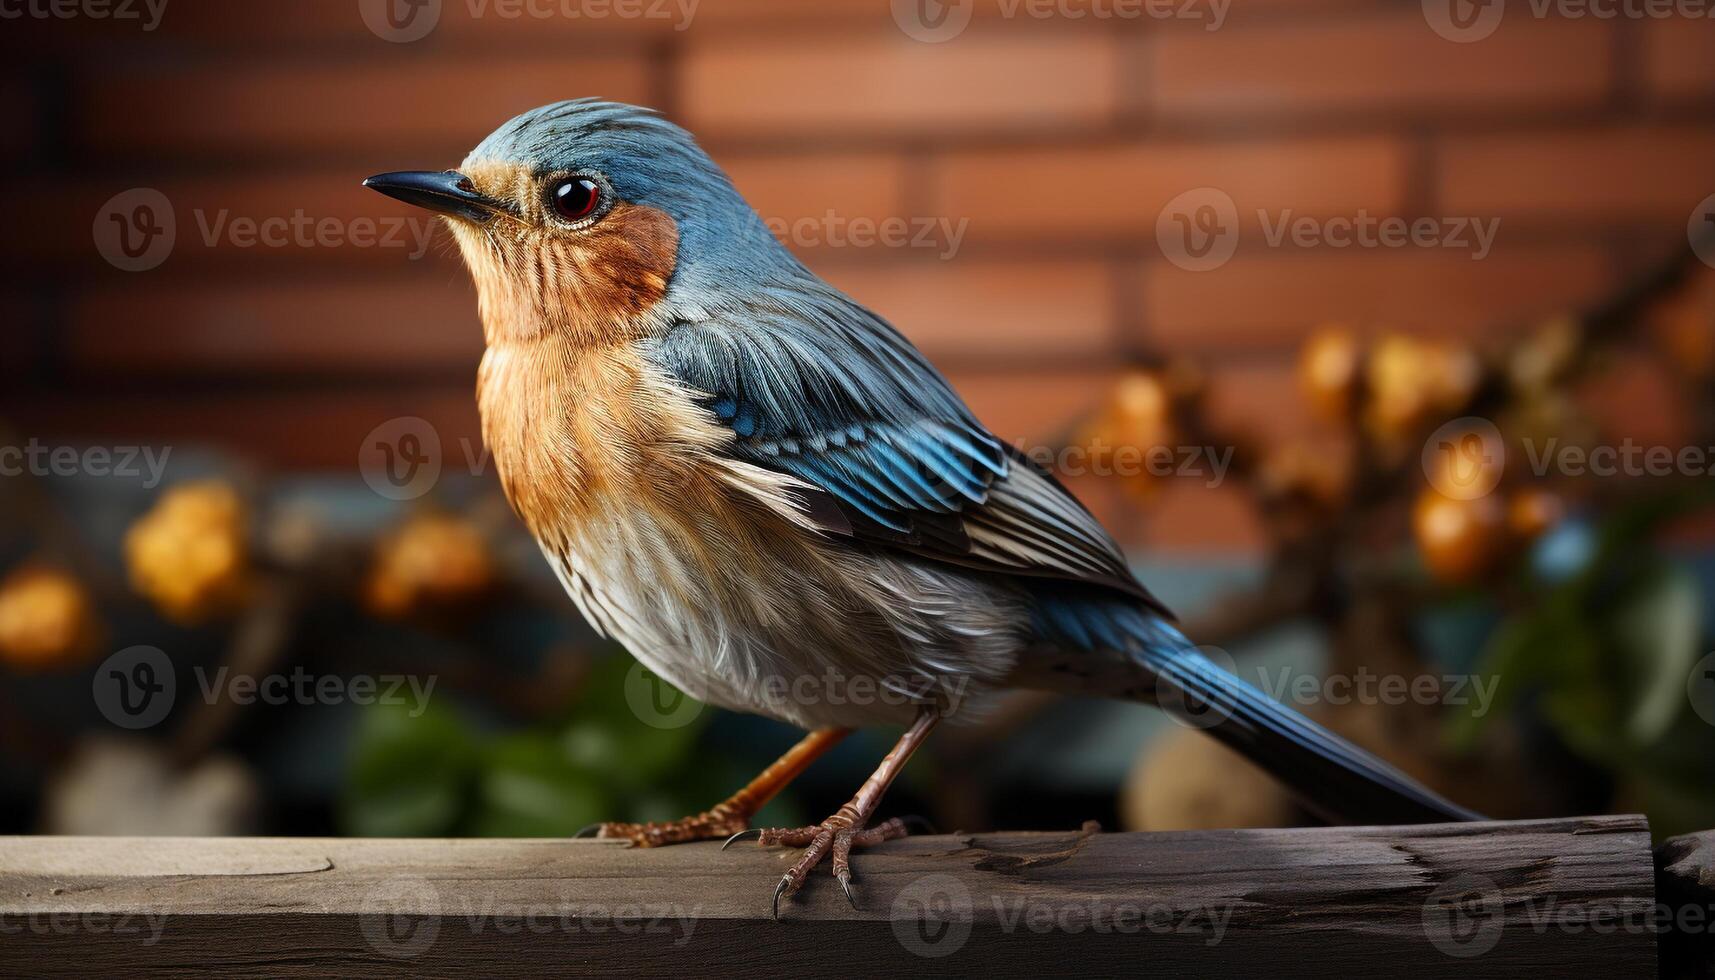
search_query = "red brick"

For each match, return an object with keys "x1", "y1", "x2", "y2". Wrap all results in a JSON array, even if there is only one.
[
  {"x1": 5, "y1": 388, "x2": 483, "y2": 472},
  {"x1": 65, "y1": 279, "x2": 483, "y2": 375},
  {"x1": 1143, "y1": 15, "x2": 1612, "y2": 117},
  {"x1": 77, "y1": 57, "x2": 654, "y2": 158},
  {"x1": 1145, "y1": 246, "x2": 1616, "y2": 354},
  {"x1": 1439, "y1": 126, "x2": 1715, "y2": 220},
  {"x1": 1138, "y1": 483, "x2": 1265, "y2": 554},
  {"x1": 680, "y1": 35, "x2": 1118, "y2": 134},
  {"x1": 953, "y1": 368, "x2": 1121, "y2": 445},
  {"x1": 9, "y1": 172, "x2": 469, "y2": 273},
  {"x1": 678, "y1": 0, "x2": 886, "y2": 25},
  {"x1": 1204, "y1": 360, "x2": 1306, "y2": 450},
  {"x1": 1576, "y1": 350, "x2": 1694, "y2": 450},
  {"x1": 822, "y1": 258, "x2": 1118, "y2": 361},
  {"x1": 1126, "y1": 358, "x2": 1296, "y2": 551},
  {"x1": 720, "y1": 153, "x2": 910, "y2": 228},
  {"x1": 1643, "y1": 18, "x2": 1715, "y2": 101},
  {"x1": 932, "y1": 137, "x2": 1409, "y2": 239}
]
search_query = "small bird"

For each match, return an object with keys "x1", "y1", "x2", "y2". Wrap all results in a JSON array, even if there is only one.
[{"x1": 365, "y1": 99, "x2": 1478, "y2": 917}]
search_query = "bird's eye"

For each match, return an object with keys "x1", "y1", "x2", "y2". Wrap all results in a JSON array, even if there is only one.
[{"x1": 550, "y1": 177, "x2": 602, "y2": 223}]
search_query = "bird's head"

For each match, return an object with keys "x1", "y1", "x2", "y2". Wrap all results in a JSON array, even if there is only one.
[{"x1": 364, "y1": 99, "x2": 784, "y2": 345}]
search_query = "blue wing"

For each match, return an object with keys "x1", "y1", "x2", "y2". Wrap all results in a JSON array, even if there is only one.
[{"x1": 643, "y1": 278, "x2": 1163, "y2": 608}]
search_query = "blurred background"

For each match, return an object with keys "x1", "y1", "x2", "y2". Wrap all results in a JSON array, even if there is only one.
[{"x1": 0, "y1": 0, "x2": 1713, "y2": 841}]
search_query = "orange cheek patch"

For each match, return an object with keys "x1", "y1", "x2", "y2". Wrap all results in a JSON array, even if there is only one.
[
  {"x1": 453, "y1": 159, "x2": 682, "y2": 342},
  {"x1": 570, "y1": 201, "x2": 680, "y2": 319}
]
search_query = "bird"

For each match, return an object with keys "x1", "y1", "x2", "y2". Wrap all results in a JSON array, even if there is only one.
[{"x1": 364, "y1": 98, "x2": 1480, "y2": 919}]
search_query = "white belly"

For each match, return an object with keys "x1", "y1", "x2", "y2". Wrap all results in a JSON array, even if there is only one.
[{"x1": 537, "y1": 506, "x2": 1026, "y2": 730}]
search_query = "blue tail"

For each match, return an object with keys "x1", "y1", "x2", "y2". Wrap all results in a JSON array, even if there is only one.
[{"x1": 1031, "y1": 594, "x2": 1483, "y2": 825}]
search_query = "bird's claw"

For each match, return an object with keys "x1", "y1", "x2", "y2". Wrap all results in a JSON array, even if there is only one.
[
  {"x1": 578, "y1": 812, "x2": 752, "y2": 848},
  {"x1": 744, "y1": 816, "x2": 921, "y2": 920},
  {"x1": 573, "y1": 823, "x2": 603, "y2": 839},
  {"x1": 722, "y1": 828, "x2": 764, "y2": 850}
]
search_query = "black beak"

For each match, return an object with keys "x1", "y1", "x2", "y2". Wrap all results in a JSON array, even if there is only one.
[{"x1": 362, "y1": 170, "x2": 509, "y2": 223}]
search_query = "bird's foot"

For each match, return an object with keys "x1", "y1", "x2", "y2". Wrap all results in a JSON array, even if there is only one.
[
  {"x1": 725, "y1": 815, "x2": 928, "y2": 919},
  {"x1": 576, "y1": 808, "x2": 750, "y2": 848}
]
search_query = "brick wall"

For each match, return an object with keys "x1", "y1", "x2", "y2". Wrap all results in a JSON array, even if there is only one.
[{"x1": 1, "y1": 0, "x2": 1711, "y2": 552}]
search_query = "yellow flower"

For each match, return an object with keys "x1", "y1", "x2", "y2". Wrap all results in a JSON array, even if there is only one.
[
  {"x1": 1366, "y1": 334, "x2": 1479, "y2": 442},
  {"x1": 124, "y1": 481, "x2": 249, "y2": 624},
  {"x1": 0, "y1": 567, "x2": 101, "y2": 671},
  {"x1": 366, "y1": 513, "x2": 495, "y2": 618},
  {"x1": 1298, "y1": 326, "x2": 1360, "y2": 423}
]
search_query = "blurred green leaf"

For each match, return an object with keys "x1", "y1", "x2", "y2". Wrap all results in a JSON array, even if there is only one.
[
  {"x1": 469, "y1": 734, "x2": 611, "y2": 837},
  {"x1": 1447, "y1": 605, "x2": 1591, "y2": 751},
  {"x1": 558, "y1": 654, "x2": 707, "y2": 788},
  {"x1": 1611, "y1": 564, "x2": 1701, "y2": 746},
  {"x1": 341, "y1": 700, "x2": 476, "y2": 837}
]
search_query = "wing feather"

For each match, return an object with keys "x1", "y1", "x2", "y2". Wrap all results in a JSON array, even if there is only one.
[{"x1": 644, "y1": 280, "x2": 1169, "y2": 614}]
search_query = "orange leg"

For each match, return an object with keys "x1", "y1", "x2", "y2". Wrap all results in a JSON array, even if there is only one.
[
  {"x1": 588, "y1": 727, "x2": 849, "y2": 847},
  {"x1": 731, "y1": 710, "x2": 939, "y2": 918}
]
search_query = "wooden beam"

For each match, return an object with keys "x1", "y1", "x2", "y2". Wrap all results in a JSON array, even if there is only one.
[
  {"x1": 1657, "y1": 829, "x2": 1715, "y2": 980},
  {"x1": 0, "y1": 817, "x2": 1659, "y2": 978}
]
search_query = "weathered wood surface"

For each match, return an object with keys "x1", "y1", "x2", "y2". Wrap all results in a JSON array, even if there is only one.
[
  {"x1": 1658, "y1": 830, "x2": 1715, "y2": 979},
  {"x1": 0, "y1": 816, "x2": 1657, "y2": 978}
]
